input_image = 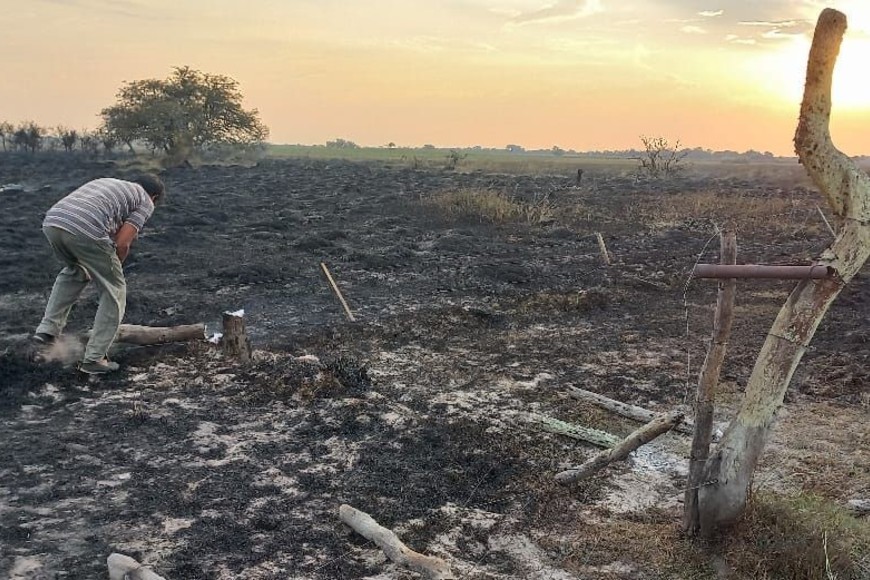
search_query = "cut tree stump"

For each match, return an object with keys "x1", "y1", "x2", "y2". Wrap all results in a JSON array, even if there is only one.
[
  {"x1": 555, "y1": 411, "x2": 684, "y2": 485},
  {"x1": 339, "y1": 504, "x2": 454, "y2": 580},
  {"x1": 107, "y1": 553, "x2": 167, "y2": 580},
  {"x1": 568, "y1": 387, "x2": 695, "y2": 435},
  {"x1": 222, "y1": 310, "x2": 252, "y2": 363}
]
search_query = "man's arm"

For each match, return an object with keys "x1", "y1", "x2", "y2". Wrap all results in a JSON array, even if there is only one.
[{"x1": 114, "y1": 223, "x2": 139, "y2": 262}]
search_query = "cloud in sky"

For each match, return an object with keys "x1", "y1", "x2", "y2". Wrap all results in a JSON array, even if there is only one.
[
  {"x1": 509, "y1": 0, "x2": 604, "y2": 26},
  {"x1": 681, "y1": 25, "x2": 708, "y2": 34},
  {"x1": 2, "y1": 0, "x2": 868, "y2": 155}
]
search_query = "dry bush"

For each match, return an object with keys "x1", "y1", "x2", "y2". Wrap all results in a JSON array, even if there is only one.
[
  {"x1": 626, "y1": 191, "x2": 822, "y2": 233},
  {"x1": 550, "y1": 509, "x2": 713, "y2": 579},
  {"x1": 427, "y1": 188, "x2": 554, "y2": 225},
  {"x1": 688, "y1": 162, "x2": 814, "y2": 188},
  {"x1": 726, "y1": 492, "x2": 870, "y2": 580},
  {"x1": 517, "y1": 288, "x2": 610, "y2": 314},
  {"x1": 551, "y1": 495, "x2": 868, "y2": 579}
]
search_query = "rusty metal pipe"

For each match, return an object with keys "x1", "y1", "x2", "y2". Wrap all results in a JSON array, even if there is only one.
[{"x1": 692, "y1": 264, "x2": 834, "y2": 279}]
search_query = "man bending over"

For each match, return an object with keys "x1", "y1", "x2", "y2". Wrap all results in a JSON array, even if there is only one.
[{"x1": 34, "y1": 175, "x2": 165, "y2": 374}]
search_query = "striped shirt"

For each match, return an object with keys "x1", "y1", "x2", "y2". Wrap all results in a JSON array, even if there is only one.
[{"x1": 43, "y1": 178, "x2": 154, "y2": 243}]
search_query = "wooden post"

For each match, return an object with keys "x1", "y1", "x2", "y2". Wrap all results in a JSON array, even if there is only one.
[
  {"x1": 222, "y1": 309, "x2": 251, "y2": 363},
  {"x1": 320, "y1": 262, "x2": 357, "y2": 322},
  {"x1": 683, "y1": 231, "x2": 737, "y2": 535},
  {"x1": 595, "y1": 232, "x2": 611, "y2": 266},
  {"x1": 339, "y1": 504, "x2": 454, "y2": 579},
  {"x1": 555, "y1": 411, "x2": 684, "y2": 485}
]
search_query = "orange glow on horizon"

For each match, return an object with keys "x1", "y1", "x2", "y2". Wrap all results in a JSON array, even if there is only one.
[{"x1": 1, "y1": 1, "x2": 869, "y2": 157}]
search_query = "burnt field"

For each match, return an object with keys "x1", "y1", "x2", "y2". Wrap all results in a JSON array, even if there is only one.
[{"x1": 0, "y1": 154, "x2": 867, "y2": 579}]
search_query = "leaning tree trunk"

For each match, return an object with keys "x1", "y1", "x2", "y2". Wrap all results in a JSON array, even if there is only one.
[{"x1": 697, "y1": 8, "x2": 870, "y2": 536}]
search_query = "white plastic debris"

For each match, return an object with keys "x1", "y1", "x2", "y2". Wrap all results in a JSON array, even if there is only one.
[{"x1": 208, "y1": 333, "x2": 223, "y2": 344}]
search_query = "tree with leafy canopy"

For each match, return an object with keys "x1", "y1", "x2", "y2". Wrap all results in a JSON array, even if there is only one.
[{"x1": 101, "y1": 66, "x2": 268, "y2": 159}]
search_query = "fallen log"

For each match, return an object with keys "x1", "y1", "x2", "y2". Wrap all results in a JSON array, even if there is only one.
[
  {"x1": 339, "y1": 504, "x2": 454, "y2": 580},
  {"x1": 527, "y1": 412, "x2": 620, "y2": 448},
  {"x1": 114, "y1": 323, "x2": 205, "y2": 345},
  {"x1": 568, "y1": 387, "x2": 694, "y2": 435},
  {"x1": 847, "y1": 499, "x2": 870, "y2": 517},
  {"x1": 555, "y1": 411, "x2": 684, "y2": 485},
  {"x1": 107, "y1": 553, "x2": 167, "y2": 580},
  {"x1": 85, "y1": 324, "x2": 206, "y2": 346}
]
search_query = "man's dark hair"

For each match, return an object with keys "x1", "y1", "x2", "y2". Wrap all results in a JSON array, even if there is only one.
[{"x1": 133, "y1": 174, "x2": 166, "y2": 205}]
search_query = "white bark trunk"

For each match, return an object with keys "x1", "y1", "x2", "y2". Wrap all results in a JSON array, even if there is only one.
[{"x1": 697, "y1": 8, "x2": 870, "y2": 535}]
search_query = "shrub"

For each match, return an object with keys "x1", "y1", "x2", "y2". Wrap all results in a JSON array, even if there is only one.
[
  {"x1": 428, "y1": 188, "x2": 553, "y2": 225},
  {"x1": 726, "y1": 492, "x2": 870, "y2": 579}
]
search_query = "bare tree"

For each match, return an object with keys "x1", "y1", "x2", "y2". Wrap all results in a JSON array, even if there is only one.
[
  {"x1": 638, "y1": 136, "x2": 687, "y2": 178},
  {"x1": 97, "y1": 126, "x2": 118, "y2": 156},
  {"x1": 0, "y1": 121, "x2": 13, "y2": 152},
  {"x1": 12, "y1": 122, "x2": 43, "y2": 153},
  {"x1": 79, "y1": 130, "x2": 99, "y2": 156},
  {"x1": 57, "y1": 126, "x2": 78, "y2": 153},
  {"x1": 697, "y1": 8, "x2": 870, "y2": 535}
]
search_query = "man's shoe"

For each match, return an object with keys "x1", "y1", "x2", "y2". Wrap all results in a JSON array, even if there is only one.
[
  {"x1": 78, "y1": 359, "x2": 121, "y2": 375},
  {"x1": 32, "y1": 332, "x2": 57, "y2": 346}
]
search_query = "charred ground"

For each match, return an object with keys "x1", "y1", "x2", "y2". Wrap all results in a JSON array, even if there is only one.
[{"x1": 0, "y1": 154, "x2": 867, "y2": 579}]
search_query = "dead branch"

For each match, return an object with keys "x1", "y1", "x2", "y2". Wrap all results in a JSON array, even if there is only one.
[
  {"x1": 795, "y1": 9, "x2": 870, "y2": 222},
  {"x1": 339, "y1": 504, "x2": 454, "y2": 580},
  {"x1": 595, "y1": 232, "x2": 611, "y2": 265},
  {"x1": 555, "y1": 411, "x2": 684, "y2": 485},
  {"x1": 107, "y1": 553, "x2": 167, "y2": 580},
  {"x1": 527, "y1": 412, "x2": 620, "y2": 447},
  {"x1": 568, "y1": 387, "x2": 694, "y2": 435},
  {"x1": 320, "y1": 262, "x2": 357, "y2": 322}
]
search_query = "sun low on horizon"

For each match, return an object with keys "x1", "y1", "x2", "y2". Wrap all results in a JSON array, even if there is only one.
[{"x1": 1, "y1": 0, "x2": 869, "y2": 156}]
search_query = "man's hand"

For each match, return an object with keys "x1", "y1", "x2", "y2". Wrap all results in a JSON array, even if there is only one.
[{"x1": 114, "y1": 223, "x2": 139, "y2": 263}]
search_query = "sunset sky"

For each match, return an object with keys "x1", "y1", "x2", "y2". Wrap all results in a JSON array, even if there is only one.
[{"x1": 2, "y1": 0, "x2": 869, "y2": 155}]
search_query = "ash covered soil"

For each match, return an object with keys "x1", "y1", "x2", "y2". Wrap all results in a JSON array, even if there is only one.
[{"x1": 0, "y1": 155, "x2": 867, "y2": 579}]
